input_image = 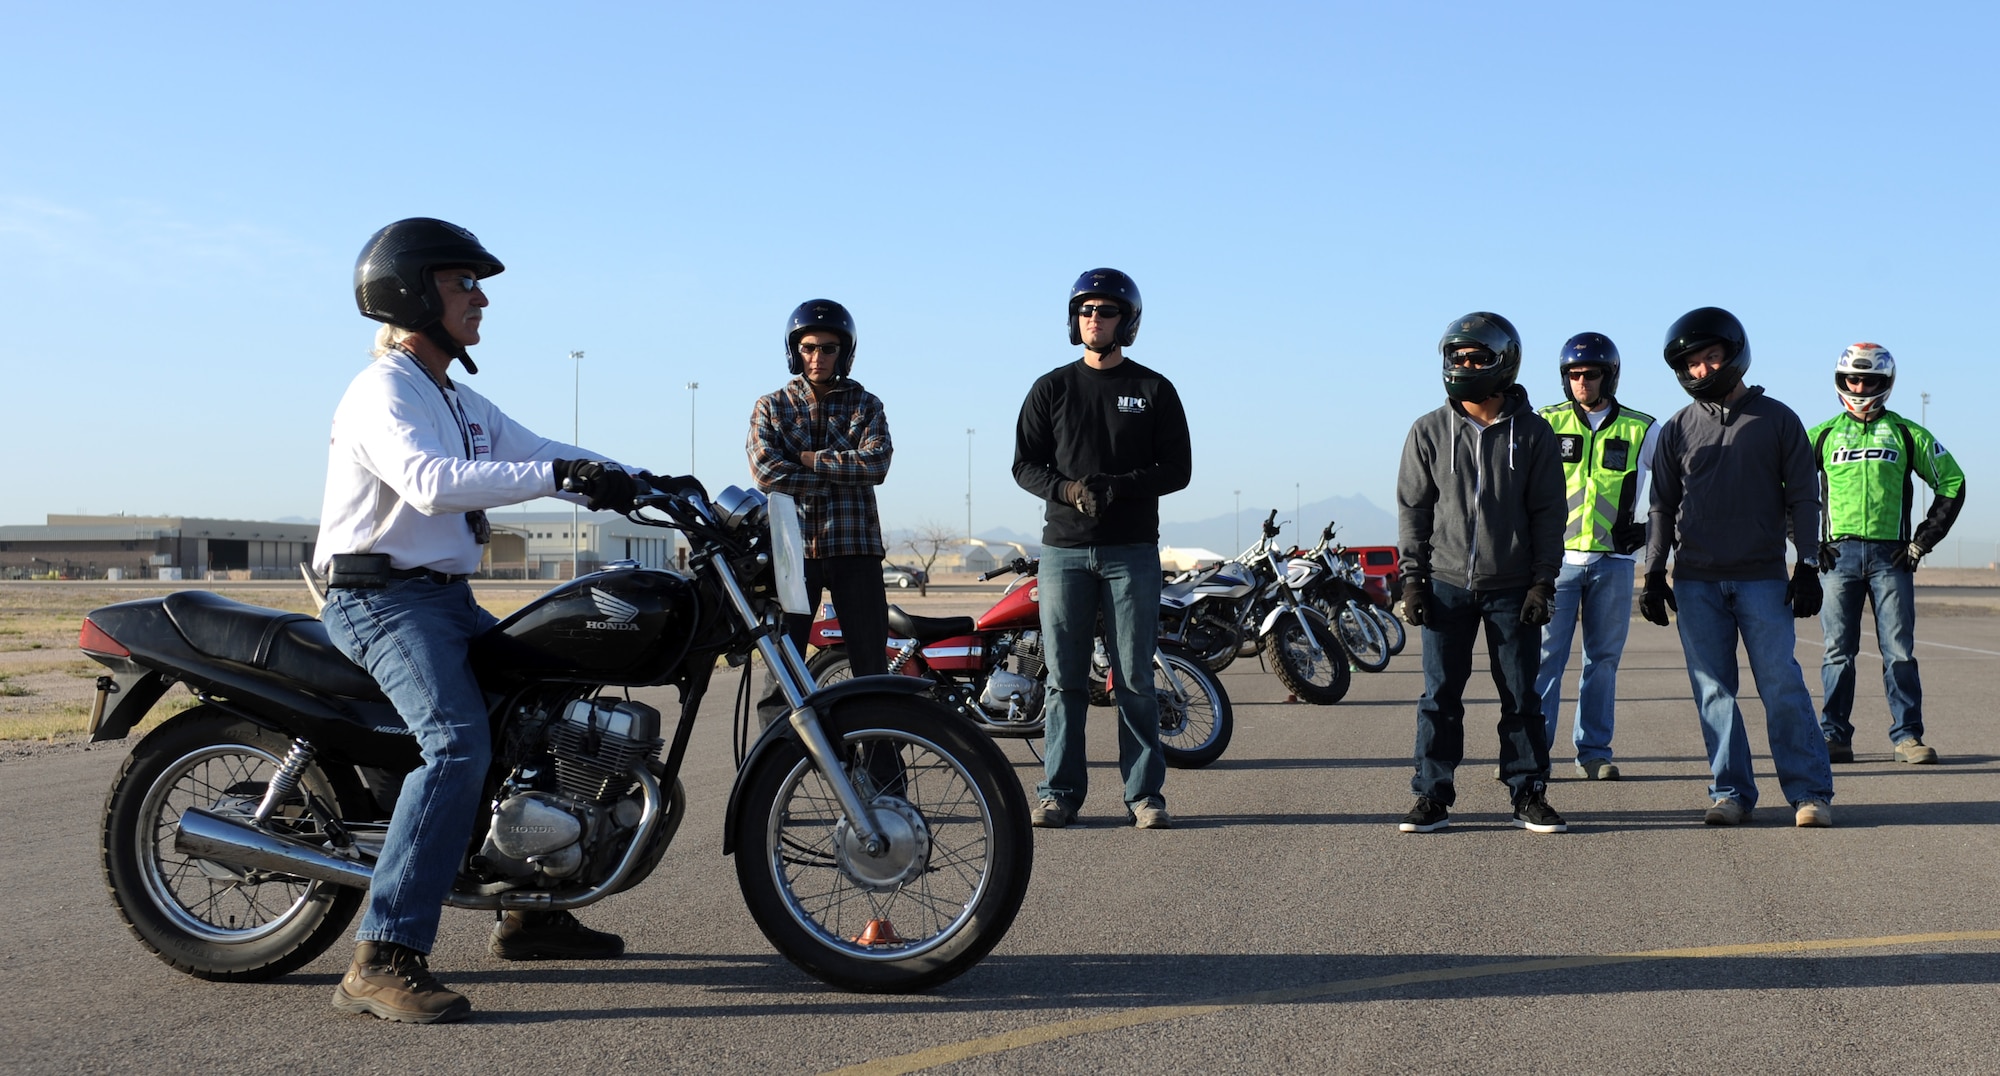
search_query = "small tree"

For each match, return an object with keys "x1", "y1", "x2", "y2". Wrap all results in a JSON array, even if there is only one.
[{"x1": 898, "y1": 520, "x2": 961, "y2": 597}]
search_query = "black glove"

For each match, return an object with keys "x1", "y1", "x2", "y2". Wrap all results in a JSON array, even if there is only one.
[
  {"x1": 644, "y1": 472, "x2": 707, "y2": 502},
  {"x1": 552, "y1": 459, "x2": 642, "y2": 513},
  {"x1": 1520, "y1": 577, "x2": 1556, "y2": 627},
  {"x1": 1817, "y1": 541, "x2": 1840, "y2": 574},
  {"x1": 1612, "y1": 520, "x2": 1647, "y2": 555},
  {"x1": 1891, "y1": 541, "x2": 1926, "y2": 574},
  {"x1": 1640, "y1": 571, "x2": 1676, "y2": 627},
  {"x1": 1398, "y1": 576, "x2": 1435, "y2": 627},
  {"x1": 1786, "y1": 560, "x2": 1823, "y2": 618},
  {"x1": 1059, "y1": 477, "x2": 1109, "y2": 518}
]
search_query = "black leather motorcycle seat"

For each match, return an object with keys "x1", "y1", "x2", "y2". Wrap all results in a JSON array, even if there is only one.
[
  {"x1": 162, "y1": 591, "x2": 387, "y2": 702},
  {"x1": 886, "y1": 606, "x2": 977, "y2": 643}
]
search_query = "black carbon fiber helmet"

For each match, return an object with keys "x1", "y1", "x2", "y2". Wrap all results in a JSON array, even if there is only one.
[
  {"x1": 1664, "y1": 307, "x2": 1751, "y2": 402},
  {"x1": 1068, "y1": 268, "x2": 1142, "y2": 347},
  {"x1": 1558, "y1": 332, "x2": 1621, "y2": 401},
  {"x1": 785, "y1": 299, "x2": 856, "y2": 378},
  {"x1": 354, "y1": 218, "x2": 504, "y2": 332},
  {"x1": 1439, "y1": 312, "x2": 1522, "y2": 403}
]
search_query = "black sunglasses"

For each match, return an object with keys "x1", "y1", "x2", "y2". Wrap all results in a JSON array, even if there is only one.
[
  {"x1": 1077, "y1": 303, "x2": 1123, "y2": 319},
  {"x1": 798, "y1": 342, "x2": 843, "y2": 357},
  {"x1": 1566, "y1": 368, "x2": 1606, "y2": 381}
]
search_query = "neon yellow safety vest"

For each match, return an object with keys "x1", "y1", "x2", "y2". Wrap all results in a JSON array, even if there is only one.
[{"x1": 1538, "y1": 400, "x2": 1655, "y2": 554}]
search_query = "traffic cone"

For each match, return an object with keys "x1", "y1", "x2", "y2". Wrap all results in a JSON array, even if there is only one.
[{"x1": 852, "y1": 919, "x2": 905, "y2": 946}]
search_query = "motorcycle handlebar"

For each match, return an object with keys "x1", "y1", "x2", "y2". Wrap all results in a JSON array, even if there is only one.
[{"x1": 979, "y1": 557, "x2": 1038, "y2": 581}]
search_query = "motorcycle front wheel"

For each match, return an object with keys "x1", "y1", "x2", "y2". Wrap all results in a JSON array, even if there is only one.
[
  {"x1": 1152, "y1": 644, "x2": 1233, "y2": 768},
  {"x1": 1326, "y1": 597, "x2": 1391, "y2": 673},
  {"x1": 101, "y1": 707, "x2": 368, "y2": 981},
  {"x1": 1264, "y1": 607, "x2": 1352, "y2": 705},
  {"x1": 734, "y1": 694, "x2": 1033, "y2": 993}
]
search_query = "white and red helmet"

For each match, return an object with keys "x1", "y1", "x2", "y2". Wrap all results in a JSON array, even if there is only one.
[{"x1": 1834, "y1": 342, "x2": 1896, "y2": 421}]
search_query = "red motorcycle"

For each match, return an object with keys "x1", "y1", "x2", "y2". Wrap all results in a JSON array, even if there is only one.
[{"x1": 806, "y1": 558, "x2": 1233, "y2": 768}]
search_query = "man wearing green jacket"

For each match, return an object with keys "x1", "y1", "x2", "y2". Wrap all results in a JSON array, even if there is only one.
[{"x1": 1810, "y1": 343, "x2": 1966, "y2": 764}]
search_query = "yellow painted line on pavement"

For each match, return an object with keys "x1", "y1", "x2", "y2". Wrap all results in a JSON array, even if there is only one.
[{"x1": 824, "y1": 931, "x2": 2000, "y2": 1076}]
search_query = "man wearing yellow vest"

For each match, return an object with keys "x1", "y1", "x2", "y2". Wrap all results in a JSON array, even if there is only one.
[{"x1": 1534, "y1": 333, "x2": 1657, "y2": 781}]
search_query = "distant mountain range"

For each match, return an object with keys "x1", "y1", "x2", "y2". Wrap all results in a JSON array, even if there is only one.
[{"x1": 892, "y1": 493, "x2": 1397, "y2": 557}]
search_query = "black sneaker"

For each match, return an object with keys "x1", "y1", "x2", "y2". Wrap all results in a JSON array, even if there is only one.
[
  {"x1": 1398, "y1": 796, "x2": 1450, "y2": 833},
  {"x1": 1825, "y1": 738, "x2": 1855, "y2": 764},
  {"x1": 489, "y1": 909, "x2": 625, "y2": 961},
  {"x1": 1511, "y1": 792, "x2": 1568, "y2": 834}
]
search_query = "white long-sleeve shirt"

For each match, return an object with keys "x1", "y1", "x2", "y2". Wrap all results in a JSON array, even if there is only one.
[{"x1": 314, "y1": 349, "x2": 592, "y2": 575}]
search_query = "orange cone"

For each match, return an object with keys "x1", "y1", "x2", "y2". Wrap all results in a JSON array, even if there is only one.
[{"x1": 852, "y1": 919, "x2": 905, "y2": 946}]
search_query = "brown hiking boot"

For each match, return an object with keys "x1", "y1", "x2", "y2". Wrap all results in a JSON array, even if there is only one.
[
  {"x1": 331, "y1": 941, "x2": 471, "y2": 1024},
  {"x1": 489, "y1": 909, "x2": 625, "y2": 961}
]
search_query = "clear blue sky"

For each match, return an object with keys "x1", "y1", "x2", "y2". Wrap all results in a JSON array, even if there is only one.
[{"x1": 4, "y1": 3, "x2": 1995, "y2": 562}]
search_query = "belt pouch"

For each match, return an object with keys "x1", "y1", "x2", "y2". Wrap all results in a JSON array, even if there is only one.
[{"x1": 328, "y1": 553, "x2": 392, "y2": 589}]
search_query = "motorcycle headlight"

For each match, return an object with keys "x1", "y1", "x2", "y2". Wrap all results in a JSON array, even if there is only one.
[{"x1": 763, "y1": 491, "x2": 810, "y2": 615}]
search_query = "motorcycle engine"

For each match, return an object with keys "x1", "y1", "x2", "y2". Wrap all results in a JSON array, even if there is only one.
[
  {"x1": 478, "y1": 696, "x2": 663, "y2": 881},
  {"x1": 979, "y1": 630, "x2": 1045, "y2": 720}
]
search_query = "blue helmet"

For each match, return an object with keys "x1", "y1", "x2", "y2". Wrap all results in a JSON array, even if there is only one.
[
  {"x1": 785, "y1": 299, "x2": 856, "y2": 378},
  {"x1": 1558, "y1": 332, "x2": 1621, "y2": 401},
  {"x1": 1068, "y1": 268, "x2": 1142, "y2": 348},
  {"x1": 1439, "y1": 312, "x2": 1522, "y2": 403}
]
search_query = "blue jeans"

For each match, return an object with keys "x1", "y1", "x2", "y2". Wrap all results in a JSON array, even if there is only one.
[
  {"x1": 1036, "y1": 543, "x2": 1164, "y2": 811},
  {"x1": 1818, "y1": 539, "x2": 1924, "y2": 747},
  {"x1": 323, "y1": 578, "x2": 497, "y2": 954},
  {"x1": 1535, "y1": 557, "x2": 1634, "y2": 764},
  {"x1": 1412, "y1": 579, "x2": 1549, "y2": 805},
  {"x1": 1672, "y1": 578, "x2": 1834, "y2": 810}
]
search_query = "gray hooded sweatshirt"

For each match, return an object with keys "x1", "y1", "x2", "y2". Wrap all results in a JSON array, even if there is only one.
[
  {"x1": 1644, "y1": 386, "x2": 1820, "y2": 582},
  {"x1": 1397, "y1": 385, "x2": 1565, "y2": 591}
]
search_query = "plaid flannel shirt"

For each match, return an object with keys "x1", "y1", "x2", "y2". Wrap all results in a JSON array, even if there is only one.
[{"x1": 747, "y1": 377, "x2": 892, "y2": 558}]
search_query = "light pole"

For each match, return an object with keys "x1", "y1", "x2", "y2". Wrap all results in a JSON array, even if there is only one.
[
  {"x1": 686, "y1": 382, "x2": 700, "y2": 476},
  {"x1": 965, "y1": 428, "x2": 975, "y2": 542},
  {"x1": 570, "y1": 350, "x2": 583, "y2": 580},
  {"x1": 1921, "y1": 391, "x2": 1933, "y2": 519},
  {"x1": 1234, "y1": 489, "x2": 1242, "y2": 552}
]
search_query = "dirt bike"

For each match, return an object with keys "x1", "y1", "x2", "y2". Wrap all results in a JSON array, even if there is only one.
[
  {"x1": 1236, "y1": 510, "x2": 1352, "y2": 705},
  {"x1": 805, "y1": 557, "x2": 1234, "y2": 768},
  {"x1": 1289, "y1": 522, "x2": 1403, "y2": 673},
  {"x1": 1157, "y1": 557, "x2": 1261, "y2": 673},
  {"x1": 80, "y1": 480, "x2": 1030, "y2": 993}
]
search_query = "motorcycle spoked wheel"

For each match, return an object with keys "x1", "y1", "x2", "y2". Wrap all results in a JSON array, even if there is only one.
[
  {"x1": 1370, "y1": 603, "x2": 1407, "y2": 656},
  {"x1": 101, "y1": 707, "x2": 369, "y2": 981},
  {"x1": 1264, "y1": 607, "x2": 1353, "y2": 705},
  {"x1": 1319, "y1": 597, "x2": 1390, "y2": 673},
  {"x1": 1152, "y1": 644, "x2": 1234, "y2": 768},
  {"x1": 806, "y1": 646, "x2": 857, "y2": 688},
  {"x1": 734, "y1": 694, "x2": 1033, "y2": 993}
]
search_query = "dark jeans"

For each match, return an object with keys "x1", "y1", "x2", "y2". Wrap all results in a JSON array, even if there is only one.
[
  {"x1": 758, "y1": 554, "x2": 889, "y2": 727},
  {"x1": 1412, "y1": 578, "x2": 1550, "y2": 806},
  {"x1": 1819, "y1": 538, "x2": 1924, "y2": 746}
]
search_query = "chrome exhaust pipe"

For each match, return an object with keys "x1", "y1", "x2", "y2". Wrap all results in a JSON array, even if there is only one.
[{"x1": 175, "y1": 807, "x2": 373, "y2": 889}]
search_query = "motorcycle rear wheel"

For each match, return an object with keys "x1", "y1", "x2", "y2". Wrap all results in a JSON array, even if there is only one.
[
  {"x1": 734, "y1": 694, "x2": 1032, "y2": 992},
  {"x1": 1264, "y1": 608, "x2": 1352, "y2": 705},
  {"x1": 101, "y1": 707, "x2": 368, "y2": 981},
  {"x1": 1371, "y1": 603, "x2": 1408, "y2": 656},
  {"x1": 1153, "y1": 644, "x2": 1233, "y2": 768}
]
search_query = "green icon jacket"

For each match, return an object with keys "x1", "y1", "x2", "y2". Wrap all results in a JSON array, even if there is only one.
[{"x1": 1807, "y1": 409, "x2": 1966, "y2": 549}]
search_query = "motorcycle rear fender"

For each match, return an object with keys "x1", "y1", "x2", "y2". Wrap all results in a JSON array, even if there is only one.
[
  {"x1": 720, "y1": 674, "x2": 937, "y2": 855},
  {"x1": 85, "y1": 660, "x2": 172, "y2": 742}
]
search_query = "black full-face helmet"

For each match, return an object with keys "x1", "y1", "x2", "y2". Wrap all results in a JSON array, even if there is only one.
[
  {"x1": 1068, "y1": 268, "x2": 1143, "y2": 348},
  {"x1": 1438, "y1": 312, "x2": 1522, "y2": 403},
  {"x1": 785, "y1": 299, "x2": 857, "y2": 378},
  {"x1": 354, "y1": 218, "x2": 504, "y2": 372},
  {"x1": 1664, "y1": 307, "x2": 1751, "y2": 402},
  {"x1": 1558, "y1": 331, "x2": 1621, "y2": 401}
]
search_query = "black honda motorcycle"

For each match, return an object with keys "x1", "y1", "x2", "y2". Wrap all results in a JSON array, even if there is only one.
[{"x1": 80, "y1": 481, "x2": 1031, "y2": 993}]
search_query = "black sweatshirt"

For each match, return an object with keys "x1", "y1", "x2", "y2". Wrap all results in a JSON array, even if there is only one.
[{"x1": 1012, "y1": 357, "x2": 1193, "y2": 548}]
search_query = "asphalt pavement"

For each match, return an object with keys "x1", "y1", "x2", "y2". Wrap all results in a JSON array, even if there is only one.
[{"x1": 6, "y1": 596, "x2": 1998, "y2": 1074}]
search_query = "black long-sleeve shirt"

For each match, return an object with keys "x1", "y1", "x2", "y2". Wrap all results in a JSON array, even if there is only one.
[{"x1": 1012, "y1": 357, "x2": 1193, "y2": 548}]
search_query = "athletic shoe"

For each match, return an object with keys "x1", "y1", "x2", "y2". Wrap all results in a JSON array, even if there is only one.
[
  {"x1": 1574, "y1": 758, "x2": 1621, "y2": 781},
  {"x1": 1894, "y1": 738, "x2": 1938, "y2": 765},
  {"x1": 1398, "y1": 796, "x2": 1450, "y2": 833},
  {"x1": 1703, "y1": 798, "x2": 1749, "y2": 826},
  {"x1": 1825, "y1": 738, "x2": 1855, "y2": 764},
  {"x1": 1031, "y1": 798, "x2": 1075, "y2": 829},
  {"x1": 1128, "y1": 800, "x2": 1172, "y2": 829},
  {"x1": 1794, "y1": 800, "x2": 1833, "y2": 828},
  {"x1": 1511, "y1": 792, "x2": 1568, "y2": 833}
]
